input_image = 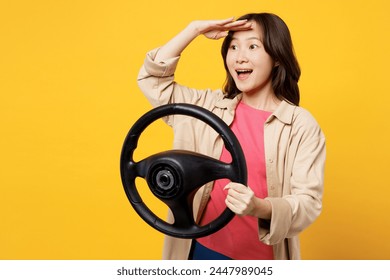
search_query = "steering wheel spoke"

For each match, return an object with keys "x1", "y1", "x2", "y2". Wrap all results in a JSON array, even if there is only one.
[{"x1": 169, "y1": 199, "x2": 196, "y2": 228}]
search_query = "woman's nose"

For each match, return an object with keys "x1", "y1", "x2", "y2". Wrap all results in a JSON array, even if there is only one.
[{"x1": 236, "y1": 50, "x2": 249, "y2": 63}]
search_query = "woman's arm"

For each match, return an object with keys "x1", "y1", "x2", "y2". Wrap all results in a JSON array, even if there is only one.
[{"x1": 137, "y1": 17, "x2": 252, "y2": 110}]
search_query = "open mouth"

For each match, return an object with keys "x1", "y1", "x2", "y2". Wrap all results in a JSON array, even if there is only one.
[{"x1": 236, "y1": 69, "x2": 253, "y2": 79}]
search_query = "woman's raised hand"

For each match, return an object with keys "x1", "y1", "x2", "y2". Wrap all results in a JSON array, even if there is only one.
[
  {"x1": 154, "y1": 17, "x2": 252, "y2": 63},
  {"x1": 190, "y1": 17, "x2": 252, "y2": 40}
]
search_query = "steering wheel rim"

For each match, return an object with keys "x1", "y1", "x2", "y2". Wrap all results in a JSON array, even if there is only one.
[{"x1": 120, "y1": 103, "x2": 247, "y2": 239}]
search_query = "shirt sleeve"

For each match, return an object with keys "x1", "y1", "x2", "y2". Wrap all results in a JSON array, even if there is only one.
[
  {"x1": 258, "y1": 110, "x2": 326, "y2": 245},
  {"x1": 137, "y1": 48, "x2": 180, "y2": 110}
]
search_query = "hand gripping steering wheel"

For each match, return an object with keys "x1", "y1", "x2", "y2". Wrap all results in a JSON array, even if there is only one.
[{"x1": 120, "y1": 103, "x2": 247, "y2": 239}]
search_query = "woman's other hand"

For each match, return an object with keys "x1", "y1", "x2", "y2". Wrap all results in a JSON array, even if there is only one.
[{"x1": 224, "y1": 182, "x2": 272, "y2": 219}]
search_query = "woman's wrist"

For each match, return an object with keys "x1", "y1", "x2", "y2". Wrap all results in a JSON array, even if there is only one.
[
  {"x1": 252, "y1": 197, "x2": 272, "y2": 220},
  {"x1": 186, "y1": 21, "x2": 204, "y2": 38}
]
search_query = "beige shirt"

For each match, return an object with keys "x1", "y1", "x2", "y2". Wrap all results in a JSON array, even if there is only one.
[{"x1": 137, "y1": 48, "x2": 326, "y2": 260}]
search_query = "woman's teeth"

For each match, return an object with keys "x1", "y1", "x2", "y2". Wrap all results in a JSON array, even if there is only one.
[{"x1": 236, "y1": 69, "x2": 253, "y2": 76}]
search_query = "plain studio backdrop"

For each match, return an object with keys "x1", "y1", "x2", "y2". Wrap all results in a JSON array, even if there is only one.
[{"x1": 1, "y1": 0, "x2": 389, "y2": 259}]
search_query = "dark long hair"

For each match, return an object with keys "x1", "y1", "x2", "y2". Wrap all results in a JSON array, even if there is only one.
[{"x1": 221, "y1": 13, "x2": 301, "y2": 106}]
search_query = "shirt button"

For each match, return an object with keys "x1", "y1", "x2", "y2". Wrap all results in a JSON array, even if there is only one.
[{"x1": 268, "y1": 159, "x2": 273, "y2": 163}]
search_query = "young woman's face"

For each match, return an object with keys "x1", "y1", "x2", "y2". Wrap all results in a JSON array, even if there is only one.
[{"x1": 226, "y1": 22, "x2": 275, "y2": 96}]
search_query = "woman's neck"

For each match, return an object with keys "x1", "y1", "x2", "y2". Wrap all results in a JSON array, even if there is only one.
[{"x1": 241, "y1": 90, "x2": 281, "y2": 112}]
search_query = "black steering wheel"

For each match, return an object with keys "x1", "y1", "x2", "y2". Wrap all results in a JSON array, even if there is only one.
[{"x1": 120, "y1": 103, "x2": 247, "y2": 239}]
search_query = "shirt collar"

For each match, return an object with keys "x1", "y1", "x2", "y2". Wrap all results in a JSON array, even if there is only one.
[
  {"x1": 268, "y1": 100, "x2": 296, "y2": 125},
  {"x1": 215, "y1": 93, "x2": 242, "y2": 110},
  {"x1": 216, "y1": 94, "x2": 296, "y2": 125}
]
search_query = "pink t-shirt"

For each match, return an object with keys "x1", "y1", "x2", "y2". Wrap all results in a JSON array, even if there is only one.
[{"x1": 197, "y1": 101, "x2": 274, "y2": 260}]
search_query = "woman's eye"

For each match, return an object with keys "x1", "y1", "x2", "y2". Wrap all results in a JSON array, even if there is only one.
[
  {"x1": 230, "y1": 45, "x2": 238, "y2": 50},
  {"x1": 249, "y1": 44, "x2": 258, "y2": 50}
]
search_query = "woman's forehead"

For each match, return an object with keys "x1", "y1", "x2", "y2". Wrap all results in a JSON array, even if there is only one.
[{"x1": 231, "y1": 22, "x2": 263, "y2": 41}]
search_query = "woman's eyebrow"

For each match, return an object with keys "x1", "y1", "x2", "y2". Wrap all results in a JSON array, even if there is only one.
[
  {"x1": 231, "y1": 36, "x2": 261, "y2": 41},
  {"x1": 246, "y1": 36, "x2": 261, "y2": 41}
]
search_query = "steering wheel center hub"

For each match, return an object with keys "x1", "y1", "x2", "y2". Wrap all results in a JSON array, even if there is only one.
[{"x1": 148, "y1": 163, "x2": 182, "y2": 199}]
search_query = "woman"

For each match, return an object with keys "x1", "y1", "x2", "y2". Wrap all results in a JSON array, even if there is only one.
[{"x1": 137, "y1": 13, "x2": 326, "y2": 260}]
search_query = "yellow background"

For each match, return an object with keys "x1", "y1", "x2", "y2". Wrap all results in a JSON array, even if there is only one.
[{"x1": 1, "y1": 0, "x2": 389, "y2": 259}]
